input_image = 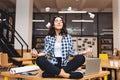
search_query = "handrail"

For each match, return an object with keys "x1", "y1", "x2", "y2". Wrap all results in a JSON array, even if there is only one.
[
  {"x1": 14, "y1": 35, "x2": 24, "y2": 56},
  {"x1": 5, "y1": 21, "x2": 29, "y2": 52},
  {"x1": 0, "y1": 39, "x2": 13, "y2": 55},
  {"x1": 14, "y1": 29, "x2": 28, "y2": 52}
]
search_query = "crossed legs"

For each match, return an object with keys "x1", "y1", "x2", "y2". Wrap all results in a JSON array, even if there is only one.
[{"x1": 36, "y1": 55, "x2": 85, "y2": 79}]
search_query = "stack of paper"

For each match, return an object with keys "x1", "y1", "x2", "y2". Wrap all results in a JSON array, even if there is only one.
[{"x1": 10, "y1": 65, "x2": 40, "y2": 74}]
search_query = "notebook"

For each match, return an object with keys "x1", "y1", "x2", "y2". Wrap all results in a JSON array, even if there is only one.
[{"x1": 77, "y1": 58, "x2": 101, "y2": 75}]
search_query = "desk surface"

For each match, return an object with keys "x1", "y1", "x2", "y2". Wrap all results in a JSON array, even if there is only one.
[
  {"x1": 101, "y1": 60, "x2": 120, "y2": 69},
  {"x1": 12, "y1": 57, "x2": 36, "y2": 62},
  {"x1": 1, "y1": 70, "x2": 109, "y2": 80}
]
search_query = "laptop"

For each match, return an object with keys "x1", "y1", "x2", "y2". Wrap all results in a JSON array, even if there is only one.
[{"x1": 77, "y1": 58, "x2": 101, "y2": 75}]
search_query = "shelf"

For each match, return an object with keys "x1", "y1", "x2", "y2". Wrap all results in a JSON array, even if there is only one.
[
  {"x1": 101, "y1": 49, "x2": 112, "y2": 50},
  {"x1": 99, "y1": 36, "x2": 113, "y2": 56},
  {"x1": 101, "y1": 43, "x2": 112, "y2": 44}
]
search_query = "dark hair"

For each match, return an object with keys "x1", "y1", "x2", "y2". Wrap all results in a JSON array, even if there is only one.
[{"x1": 47, "y1": 16, "x2": 68, "y2": 36}]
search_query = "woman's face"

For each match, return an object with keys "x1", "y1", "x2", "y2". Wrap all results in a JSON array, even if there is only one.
[{"x1": 54, "y1": 17, "x2": 63, "y2": 30}]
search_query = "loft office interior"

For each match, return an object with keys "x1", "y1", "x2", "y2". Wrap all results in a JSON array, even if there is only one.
[
  {"x1": 0, "y1": 0, "x2": 117, "y2": 57},
  {"x1": 0, "y1": 0, "x2": 120, "y2": 80}
]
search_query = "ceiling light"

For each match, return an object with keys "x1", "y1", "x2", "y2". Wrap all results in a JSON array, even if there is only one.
[
  {"x1": 58, "y1": 11, "x2": 87, "y2": 13},
  {"x1": 72, "y1": 20, "x2": 94, "y2": 22},
  {"x1": 58, "y1": 10, "x2": 95, "y2": 19},
  {"x1": 0, "y1": 19, "x2": 6, "y2": 22},
  {"x1": 32, "y1": 20, "x2": 45, "y2": 22},
  {"x1": 3, "y1": 19, "x2": 6, "y2": 21}
]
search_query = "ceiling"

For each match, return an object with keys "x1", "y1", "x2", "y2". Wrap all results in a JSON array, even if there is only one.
[{"x1": 0, "y1": 0, "x2": 112, "y2": 13}]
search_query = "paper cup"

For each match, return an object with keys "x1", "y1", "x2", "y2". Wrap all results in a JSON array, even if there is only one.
[
  {"x1": 109, "y1": 61, "x2": 114, "y2": 66},
  {"x1": 114, "y1": 61, "x2": 118, "y2": 67}
]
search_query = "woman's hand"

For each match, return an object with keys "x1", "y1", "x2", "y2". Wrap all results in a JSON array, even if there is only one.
[
  {"x1": 31, "y1": 48, "x2": 38, "y2": 57},
  {"x1": 74, "y1": 51, "x2": 79, "y2": 56},
  {"x1": 31, "y1": 48, "x2": 45, "y2": 57},
  {"x1": 79, "y1": 48, "x2": 93, "y2": 55}
]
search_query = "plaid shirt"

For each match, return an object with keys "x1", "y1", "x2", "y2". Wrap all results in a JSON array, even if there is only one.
[{"x1": 42, "y1": 35, "x2": 75, "y2": 66}]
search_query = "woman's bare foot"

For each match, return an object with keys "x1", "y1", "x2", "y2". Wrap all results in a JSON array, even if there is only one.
[
  {"x1": 58, "y1": 69, "x2": 70, "y2": 78},
  {"x1": 58, "y1": 69, "x2": 83, "y2": 79}
]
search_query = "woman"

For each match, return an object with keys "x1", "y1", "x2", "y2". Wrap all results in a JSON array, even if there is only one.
[{"x1": 31, "y1": 16, "x2": 92, "y2": 79}]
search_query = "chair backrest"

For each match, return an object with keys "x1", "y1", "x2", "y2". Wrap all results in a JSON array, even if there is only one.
[
  {"x1": 99, "y1": 53, "x2": 108, "y2": 60},
  {"x1": 22, "y1": 52, "x2": 33, "y2": 65}
]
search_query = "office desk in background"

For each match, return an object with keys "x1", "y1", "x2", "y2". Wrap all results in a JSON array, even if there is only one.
[{"x1": 101, "y1": 59, "x2": 120, "y2": 80}]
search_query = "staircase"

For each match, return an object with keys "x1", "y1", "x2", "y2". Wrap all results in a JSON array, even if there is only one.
[{"x1": 0, "y1": 9, "x2": 28, "y2": 66}]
